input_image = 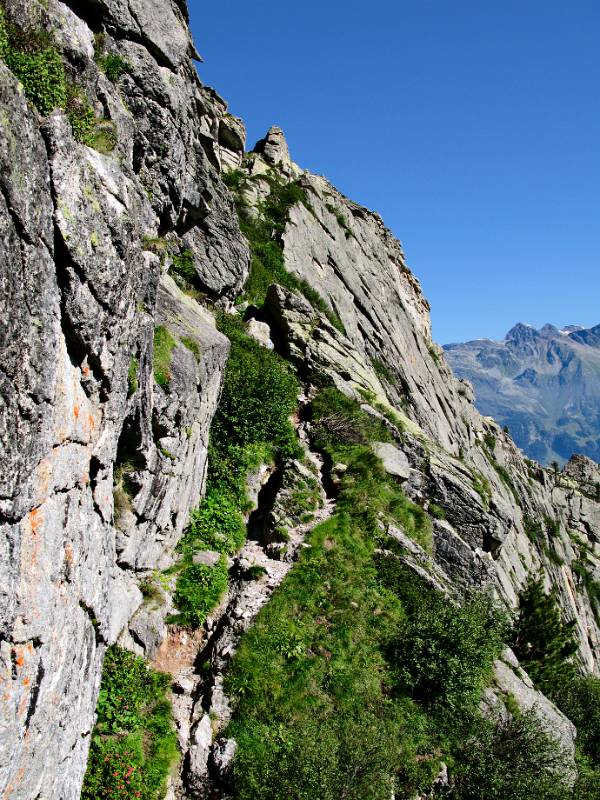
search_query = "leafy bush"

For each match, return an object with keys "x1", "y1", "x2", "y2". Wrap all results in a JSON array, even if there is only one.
[
  {"x1": 211, "y1": 313, "x2": 299, "y2": 458},
  {"x1": 4, "y1": 35, "x2": 67, "y2": 116},
  {"x1": 0, "y1": 12, "x2": 114, "y2": 148},
  {"x1": 152, "y1": 325, "x2": 177, "y2": 390},
  {"x1": 179, "y1": 489, "x2": 246, "y2": 556},
  {"x1": 82, "y1": 646, "x2": 178, "y2": 800},
  {"x1": 99, "y1": 53, "x2": 129, "y2": 82},
  {"x1": 170, "y1": 249, "x2": 197, "y2": 285},
  {"x1": 170, "y1": 557, "x2": 229, "y2": 628},
  {"x1": 555, "y1": 676, "x2": 600, "y2": 765},
  {"x1": 387, "y1": 585, "x2": 507, "y2": 713},
  {"x1": 450, "y1": 709, "x2": 572, "y2": 799}
]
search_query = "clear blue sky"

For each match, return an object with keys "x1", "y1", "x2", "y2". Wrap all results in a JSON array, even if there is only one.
[{"x1": 189, "y1": 1, "x2": 600, "y2": 344}]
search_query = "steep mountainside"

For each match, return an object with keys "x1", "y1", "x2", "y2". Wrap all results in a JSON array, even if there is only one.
[
  {"x1": 0, "y1": 3, "x2": 599, "y2": 800},
  {"x1": 444, "y1": 323, "x2": 600, "y2": 465}
]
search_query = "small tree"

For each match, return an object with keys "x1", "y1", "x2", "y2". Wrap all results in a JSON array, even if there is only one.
[{"x1": 511, "y1": 576, "x2": 578, "y2": 696}]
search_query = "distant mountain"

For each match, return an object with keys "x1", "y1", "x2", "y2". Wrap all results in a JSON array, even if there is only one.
[{"x1": 444, "y1": 322, "x2": 600, "y2": 465}]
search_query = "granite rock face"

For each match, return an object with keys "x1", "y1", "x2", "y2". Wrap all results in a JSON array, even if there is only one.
[
  {"x1": 0, "y1": 1, "x2": 246, "y2": 796},
  {"x1": 1, "y1": 2, "x2": 600, "y2": 797},
  {"x1": 234, "y1": 130, "x2": 600, "y2": 683}
]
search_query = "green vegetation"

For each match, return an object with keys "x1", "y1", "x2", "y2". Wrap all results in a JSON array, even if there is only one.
[
  {"x1": 82, "y1": 646, "x2": 178, "y2": 800},
  {"x1": 472, "y1": 469, "x2": 492, "y2": 509},
  {"x1": 483, "y1": 433, "x2": 497, "y2": 452},
  {"x1": 0, "y1": 10, "x2": 116, "y2": 149},
  {"x1": 450, "y1": 709, "x2": 572, "y2": 800},
  {"x1": 94, "y1": 33, "x2": 129, "y2": 82},
  {"x1": 169, "y1": 313, "x2": 300, "y2": 628},
  {"x1": 572, "y1": 555, "x2": 600, "y2": 618},
  {"x1": 181, "y1": 336, "x2": 201, "y2": 361},
  {"x1": 223, "y1": 168, "x2": 345, "y2": 333},
  {"x1": 428, "y1": 343, "x2": 441, "y2": 366},
  {"x1": 171, "y1": 556, "x2": 229, "y2": 628},
  {"x1": 170, "y1": 248, "x2": 197, "y2": 285},
  {"x1": 511, "y1": 575, "x2": 578, "y2": 695},
  {"x1": 325, "y1": 201, "x2": 353, "y2": 238},
  {"x1": 127, "y1": 357, "x2": 139, "y2": 398},
  {"x1": 511, "y1": 577, "x2": 600, "y2": 796},
  {"x1": 371, "y1": 357, "x2": 395, "y2": 385},
  {"x1": 220, "y1": 386, "x2": 565, "y2": 799},
  {"x1": 152, "y1": 325, "x2": 177, "y2": 390}
]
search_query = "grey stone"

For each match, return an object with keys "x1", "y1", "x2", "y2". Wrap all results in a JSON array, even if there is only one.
[
  {"x1": 193, "y1": 551, "x2": 222, "y2": 567},
  {"x1": 372, "y1": 441, "x2": 411, "y2": 479}
]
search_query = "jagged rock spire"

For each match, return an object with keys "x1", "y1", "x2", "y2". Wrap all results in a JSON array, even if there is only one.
[{"x1": 253, "y1": 125, "x2": 291, "y2": 165}]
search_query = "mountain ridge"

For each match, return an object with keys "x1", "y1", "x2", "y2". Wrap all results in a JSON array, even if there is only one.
[{"x1": 444, "y1": 321, "x2": 600, "y2": 465}]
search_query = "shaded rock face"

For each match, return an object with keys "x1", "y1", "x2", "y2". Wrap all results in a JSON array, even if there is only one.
[
  {"x1": 0, "y1": 1, "x2": 247, "y2": 797},
  {"x1": 444, "y1": 322, "x2": 600, "y2": 465}
]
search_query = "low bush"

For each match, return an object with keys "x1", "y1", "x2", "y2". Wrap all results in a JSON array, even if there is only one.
[
  {"x1": 82, "y1": 646, "x2": 178, "y2": 800},
  {"x1": 450, "y1": 709, "x2": 572, "y2": 799},
  {"x1": 170, "y1": 557, "x2": 228, "y2": 628}
]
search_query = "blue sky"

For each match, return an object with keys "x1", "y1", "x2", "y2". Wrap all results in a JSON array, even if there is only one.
[{"x1": 189, "y1": 1, "x2": 600, "y2": 344}]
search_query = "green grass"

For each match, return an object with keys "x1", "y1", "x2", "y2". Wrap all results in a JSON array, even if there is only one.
[
  {"x1": 152, "y1": 325, "x2": 177, "y2": 390},
  {"x1": 221, "y1": 384, "x2": 534, "y2": 799},
  {"x1": 169, "y1": 313, "x2": 301, "y2": 628},
  {"x1": 127, "y1": 357, "x2": 139, "y2": 398},
  {"x1": 82, "y1": 646, "x2": 178, "y2": 800},
  {"x1": 181, "y1": 336, "x2": 201, "y2": 361},
  {"x1": 223, "y1": 168, "x2": 346, "y2": 333}
]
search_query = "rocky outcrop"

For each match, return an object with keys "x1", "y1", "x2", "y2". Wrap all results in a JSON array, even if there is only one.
[
  {"x1": 0, "y1": 1, "x2": 247, "y2": 797},
  {"x1": 1, "y1": 2, "x2": 599, "y2": 798}
]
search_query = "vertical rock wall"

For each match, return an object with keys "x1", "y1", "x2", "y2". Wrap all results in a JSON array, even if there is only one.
[{"x1": 0, "y1": 1, "x2": 248, "y2": 796}]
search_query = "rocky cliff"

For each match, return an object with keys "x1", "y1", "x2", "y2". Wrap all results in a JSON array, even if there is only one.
[
  {"x1": 0, "y1": 3, "x2": 599, "y2": 799},
  {"x1": 444, "y1": 322, "x2": 600, "y2": 466}
]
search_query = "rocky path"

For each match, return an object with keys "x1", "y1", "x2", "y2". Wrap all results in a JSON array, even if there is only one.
[{"x1": 159, "y1": 447, "x2": 336, "y2": 799}]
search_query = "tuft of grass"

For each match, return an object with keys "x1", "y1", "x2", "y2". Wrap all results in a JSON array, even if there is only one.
[
  {"x1": 152, "y1": 325, "x2": 177, "y2": 391},
  {"x1": 127, "y1": 357, "x2": 139, "y2": 398},
  {"x1": 181, "y1": 336, "x2": 201, "y2": 362}
]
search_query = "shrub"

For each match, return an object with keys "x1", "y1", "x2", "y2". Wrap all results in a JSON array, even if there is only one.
[
  {"x1": 99, "y1": 53, "x2": 128, "y2": 82},
  {"x1": 170, "y1": 557, "x2": 229, "y2": 628},
  {"x1": 179, "y1": 488, "x2": 246, "y2": 556},
  {"x1": 4, "y1": 38, "x2": 67, "y2": 116},
  {"x1": 555, "y1": 676, "x2": 600, "y2": 765},
  {"x1": 152, "y1": 325, "x2": 177, "y2": 390},
  {"x1": 450, "y1": 709, "x2": 572, "y2": 799},
  {"x1": 387, "y1": 587, "x2": 507, "y2": 714},
  {"x1": 82, "y1": 646, "x2": 178, "y2": 800},
  {"x1": 211, "y1": 313, "x2": 299, "y2": 458},
  {"x1": 170, "y1": 249, "x2": 197, "y2": 285}
]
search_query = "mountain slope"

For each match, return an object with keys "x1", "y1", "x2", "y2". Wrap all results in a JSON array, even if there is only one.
[
  {"x1": 0, "y1": 3, "x2": 599, "y2": 799},
  {"x1": 444, "y1": 323, "x2": 600, "y2": 465}
]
